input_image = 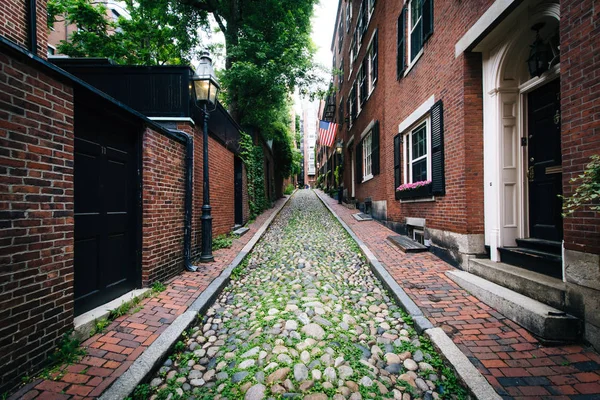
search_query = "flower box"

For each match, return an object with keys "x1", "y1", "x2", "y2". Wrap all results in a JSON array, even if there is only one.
[{"x1": 396, "y1": 181, "x2": 432, "y2": 200}]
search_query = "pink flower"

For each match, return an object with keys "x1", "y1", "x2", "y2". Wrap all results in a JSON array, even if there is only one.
[{"x1": 396, "y1": 180, "x2": 431, "y2": 192}]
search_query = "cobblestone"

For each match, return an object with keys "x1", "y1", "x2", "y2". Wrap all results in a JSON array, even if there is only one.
[{"x1": 139, "y1": 191, "x2": 467, "y2": 399}]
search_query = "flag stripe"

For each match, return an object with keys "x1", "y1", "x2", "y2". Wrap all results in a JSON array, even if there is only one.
[{"x1": 319, "y1": 120, "x2": 338, "y2": 147}]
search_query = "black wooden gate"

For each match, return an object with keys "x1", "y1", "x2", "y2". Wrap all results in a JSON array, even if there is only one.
[{"x1": 74, "y1": 108, "x2": 139, "y2": 316}]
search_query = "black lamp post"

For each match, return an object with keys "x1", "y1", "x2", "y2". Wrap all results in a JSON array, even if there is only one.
[
  {"x1": 335, "y1": 141, "x2": 343, "y2": 204},
  {"x1": 192, "y1": 51, "x2": 221, "y2": 263},
  {"x1": 527, "y1": 23, "x2": 551, "y2": 78}
]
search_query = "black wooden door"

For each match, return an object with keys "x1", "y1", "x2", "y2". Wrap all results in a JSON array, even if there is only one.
[
  {"x1": 234, "y1": 157, "x2": 243, "y2": 225},
  {"x1": 527, "y1": 79, "x2": 562, "y2": 241},
  {"x1": 74, "y1": 115, "x2": 138, "y2": 316}
]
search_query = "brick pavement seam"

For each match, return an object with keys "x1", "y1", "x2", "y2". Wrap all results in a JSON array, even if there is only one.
[
  {"x1": 98, "y1": 192, "x2": 294, "y2": 400},
  {"x1": 314, "y1": 190, "x2": 501, "y2": 400}
]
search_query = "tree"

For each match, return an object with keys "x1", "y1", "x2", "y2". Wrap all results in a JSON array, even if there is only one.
[{"x1": 47, "y1": 0, "x2": 208, "y2": 65}]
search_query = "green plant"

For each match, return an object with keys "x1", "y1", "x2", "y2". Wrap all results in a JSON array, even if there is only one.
[
  {"x1": 152, "y1": 281, "x2": 167, "y2": 293},
  {"x1": 49, "y1": 333, "x2": 86, "y2": 367},
  {"x1": 131, "y1": 383, "x2": 152, "y2": 400},
  {"x1": 334, "y1": 165, "x2": 342, "y2": 187},
  {"x1": 213, "y1": 234, "x2": 234, "y2": 250},
  {"x1": 562, "y1": 154, "x2": 600, "y2": 216},
  {"x1": 90, "y1": 318, "x2": 110, "y2": 336},
  {"x1": 239, "y1": 132, "x2": 269, "y2": 219},
  {"x1": 283, "y1": 183, "x2": 295, "y2": 195}
]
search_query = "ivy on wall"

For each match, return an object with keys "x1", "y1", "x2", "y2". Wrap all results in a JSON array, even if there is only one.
[{"x1": 239, "y1": 132, "x2": 269, "y2": 219}]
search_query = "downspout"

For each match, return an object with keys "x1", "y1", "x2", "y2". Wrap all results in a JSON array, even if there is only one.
[
  {"x1": 27, "y1": 0, "x2": 38, "y2": 54},
  {"x1": 169, "y1": 130, "x2": 198, "y2": 272}
]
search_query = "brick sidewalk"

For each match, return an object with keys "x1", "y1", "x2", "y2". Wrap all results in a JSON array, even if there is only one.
[
  {"x1": 318, "y1": 190, "x2": 600, "y2": 400},
  {"x1": 10, "y1": 197, "x2": 287, "y2": 400}
]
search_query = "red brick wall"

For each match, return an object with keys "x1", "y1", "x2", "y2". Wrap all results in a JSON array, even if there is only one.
[
  {"x1": 141, "y1": 128, "x2": 185, "y2": 285},
  {"x1": 560, "y1": 0, "x2": 600, "y2": 255},
  {"x1": 0, "y1": 0, "x2": 49, "y2": 57},
  {"x1": 177, "y1": 123, "x2": 237, "y2": 258},
  {"x1": 0, "y1": 51, "x2": 74, "y2": 393},
  {"x1": 334, "y1": 0, "x2": 493, "y2": 235}
]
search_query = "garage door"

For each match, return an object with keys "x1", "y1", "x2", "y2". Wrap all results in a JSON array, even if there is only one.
[{"x1": 74, "y1": 111, "x2": 139, "y2": 316}]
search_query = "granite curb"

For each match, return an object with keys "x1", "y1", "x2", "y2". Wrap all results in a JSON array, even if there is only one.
[{"x1": 99, "y1": 194, "x2": 294, "y2": 400}]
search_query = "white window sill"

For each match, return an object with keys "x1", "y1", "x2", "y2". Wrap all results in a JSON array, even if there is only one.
[
  {"x1": 400, "y1": 196, "x2": 435, "y2": 203},
  {"x1": 404, "y1": 49, "x2": 424, "y2": 77},
  {"x1": 362, "y1": 174, "x2": 374, "y2": 183}
]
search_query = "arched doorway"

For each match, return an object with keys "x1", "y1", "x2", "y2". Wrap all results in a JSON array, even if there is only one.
[{"x1": 481, "y1": 2, "x2": 562, "y2": 277}]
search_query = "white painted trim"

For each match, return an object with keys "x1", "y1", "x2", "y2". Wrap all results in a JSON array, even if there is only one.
[
  {"x1": 347, "y1": 136, "x2": 354, "y2": 147},
  {"x1": 398, "y1": 95, "x2": 435, "y2": 133},
  {"x1": 518, "y1": 64, "x2": 560, "y2": 93},
  {"x1": 362, "y1": 174, "x2": 374, "y2": 183},
  {"x1": 455, "y1": 0, "x2": 518, "y2": 58},
  {"x1": 149, "y1": 117, "x2": 195, "y2": 124},
  {"x1": 400, "y1": 196, "x2": 435, "y2": 203},
  {"x1": 406, "y1": 217, "x2": 426, "y2": 227},
  {"x1": 360, "y1": 120, "x2": 376, "y2": 140}
]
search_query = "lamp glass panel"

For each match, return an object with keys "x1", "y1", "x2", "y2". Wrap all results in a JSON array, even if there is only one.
[{"x1": 195, "y1": 80, "x2": 210, "y2": 101}]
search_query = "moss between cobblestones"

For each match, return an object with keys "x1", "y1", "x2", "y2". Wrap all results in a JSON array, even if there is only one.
[{"x1": 132, "y1": 191, "x2": 468, "y2": 400}]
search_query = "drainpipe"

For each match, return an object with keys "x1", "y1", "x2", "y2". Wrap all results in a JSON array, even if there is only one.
[
  {"x1": 27, "y1": 0, "x2": 38, "y2": 54},
  {"x1": 169, "y1": 130, "x2": 198, "y2": 272}
]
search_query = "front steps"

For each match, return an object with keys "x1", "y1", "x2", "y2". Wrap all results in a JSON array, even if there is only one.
[
  {"x1": 447, "y1": 270, "x2": 582, "y2": 343},
  {"x1": 498, "y1": 238, "x2": 562, "y2": 278},
  {"x1": 467, "y1": 258, "x2": 566, "y2": 310}
]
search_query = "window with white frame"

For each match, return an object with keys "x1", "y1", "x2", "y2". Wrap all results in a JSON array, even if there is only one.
[
  {"x1": 346, "y1": 2, "x2": 351, "y2": 33},
  {"x1": 368, "y1": 0, "x2": 376, "y2": 19},
  {"x1": 408, "y1": 0, "x2": 423, "y2": 62},
  {"x1": 367, "y1": 31, "x2": 378, "y2": 94},
  {"x1": 338, "y1": 17, "x2": 343, "y2": 52},
  {"x1": 349, "y1": 34, "x2": 355, "y2": 77},
  {"x1": 358, "y1": 63, "x2": 366, "y2": 107},
  {"x1": 403, "y1": 119, "x2": 431, "y2": 183},
  {"x1": 363, "y1": 132, "x2": 373, "y2": 179}
]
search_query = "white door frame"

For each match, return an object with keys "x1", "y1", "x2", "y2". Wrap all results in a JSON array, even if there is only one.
[{"x1": 481, "y1": 3, "x2": 560, "y2": 261}]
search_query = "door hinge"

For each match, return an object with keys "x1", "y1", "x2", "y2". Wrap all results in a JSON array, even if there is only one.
[{"x1": 521, "y1": 137, "x2": 528, "y2": 146}]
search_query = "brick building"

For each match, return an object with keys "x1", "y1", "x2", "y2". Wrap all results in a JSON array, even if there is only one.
[
  {"x1": 327, "y1": 0, "x2": 599, "y2": 349},
  {"x1": 0, "y1": 0, "x2": 253, "y2": 392}
]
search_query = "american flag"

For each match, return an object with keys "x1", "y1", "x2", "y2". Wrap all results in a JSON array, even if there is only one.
[{"x1": 318, "y1": 120, "x2": 338, "y2": 147}]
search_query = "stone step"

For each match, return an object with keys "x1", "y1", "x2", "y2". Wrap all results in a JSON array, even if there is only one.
[
  {"x1": 515, "y1": 238, "x2": 562, "y2": 255},
  {"x1": 467, "y1": 258, "x2": 566, "y2": 310},
  {"x1": 498, "y1": 246, "x2": 562, "y2": 278},
  {"x1": 446, "y1": 270, "x2": 582, "y2": 343}
]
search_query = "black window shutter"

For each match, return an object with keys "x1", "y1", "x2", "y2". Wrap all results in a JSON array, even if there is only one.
[
  {"x1": 372, "y1": 121, "x2": 380, "y2": 175},
  {"x1": 397, "y1": 7, "x2": 406, "y2": 80},
  {"x1": 373, "y1": 31, "x2": 378, "y2": 83},
  {"x1": 394, "y1": 134, "x2": 402, "y2": 200},
  {"x1": 423, "y1": 0, "x2": 434, "y2": 43},
  {"x1": 356, "y1": 141, "x2": 363, "y2": 184},
  {"x1": 430, "y1": 100, "x2": 445, "y2": 195}
]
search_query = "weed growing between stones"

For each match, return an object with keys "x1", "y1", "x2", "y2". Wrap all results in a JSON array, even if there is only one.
[{"x1": 134, "y1": 191, "x2": 469, "y2": 400}]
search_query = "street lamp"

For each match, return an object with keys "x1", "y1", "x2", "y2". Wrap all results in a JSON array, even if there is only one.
[
  {"x1": 192, "y1": 51, "x2": 221, "y2": 263},
  {"x1": 335, "y1": 141, "x2": 344, "y2": 204},
  {"x1": 527, "y1": 23, "x2": 551, "y2": 78}
]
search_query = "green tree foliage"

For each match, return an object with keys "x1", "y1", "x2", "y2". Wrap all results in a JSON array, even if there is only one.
[
  {"x1": 188, "y1": 0, "x2": 325, "y2": 180},
  {"x1": 47, "y1": 0, "x2": 207, "y2": 65},
  {"x1": 562, "y1": 155, "x2": 600, "y2": 216}
]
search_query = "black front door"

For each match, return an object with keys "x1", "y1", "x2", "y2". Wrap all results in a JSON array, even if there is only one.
[
  {"x1": 234, "y1": 157, "x2": 243, "y2": 225},
  {"x1": 74, "y1": 112, "x2": 138, "y2": 315},
  {"x1": 527, "y1": 78, "x2": 562, "y2": 241}
]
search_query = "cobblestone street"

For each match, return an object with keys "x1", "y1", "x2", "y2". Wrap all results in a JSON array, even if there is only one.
[{"x1": 139, "y1": 190, "x2": 467, "y2": 400}]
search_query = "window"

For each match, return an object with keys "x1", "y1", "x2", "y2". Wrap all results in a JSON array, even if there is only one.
[
  {"x1": 349, "y1": 85, "x2": 356, "y2": 124},
  {"x1": 368, "y1": 0, "x2": 376, "y2": 18},
  {"x1": 357, "y1": 1, "x2": 364, "y2": 41},
  {"x1": 349, "y1": 34, "x2": 356, "y2": 77},
  {"x1": 398, "y1": 0, "x2": 433, "y2": 77},
  {"x1": 367, "y1": 31, "x2": 378, "y2": 93},
  {"x1": 358, "y1": 62, "x2": 367, "y2": 107},
  {"x1": 339, "y1": 97, "x2": 344, "y2": 126},
  {"x1": 346, "y1": 2, "x2": 352, "y2": 33},
  {"x1": 338, "y1": 17, "x2": 343, "y2": 52},
  {"x1": 395, "y1": 100, "x2": 444, "y2": 199},
  {"x1": 408, "y1": 0, "x2": 423, "y2": 62},
  {"x1": 363, "y1": 132, "x2": 373, "y2": 179},
  {"x1": 339, "y1": 59, "x2": 344, "y2": 82},
  {"x1": 405, "y1": 120, "x2": 429, "y2": 183}
]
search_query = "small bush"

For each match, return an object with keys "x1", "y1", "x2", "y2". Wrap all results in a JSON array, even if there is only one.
[
  {"x1": 213, "y1": 234, "x2": 236, "y2": 250},
  {"x1": 283, "y1": 183, "x2": 295, "y2": 195}
]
